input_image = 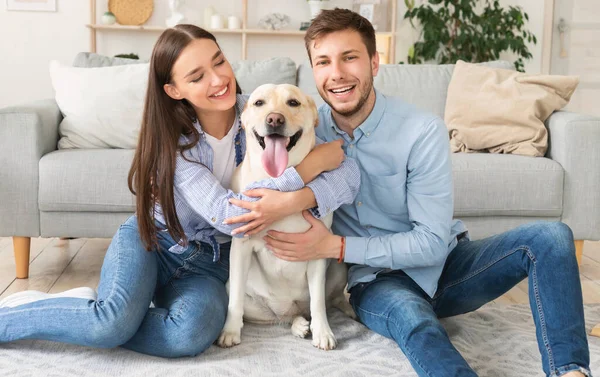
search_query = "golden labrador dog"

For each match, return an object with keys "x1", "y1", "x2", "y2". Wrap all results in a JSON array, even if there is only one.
[{"x1": 217, "y1": 84, "x2": 353, "y2": 350}]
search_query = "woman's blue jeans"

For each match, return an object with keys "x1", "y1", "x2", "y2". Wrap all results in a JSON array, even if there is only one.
[
  {"x1": 349, "y1": 221, "x2": 591, "y2": 377},
  {"x1": 0, "y1": 215, "x2": 230, "y2": 358}
]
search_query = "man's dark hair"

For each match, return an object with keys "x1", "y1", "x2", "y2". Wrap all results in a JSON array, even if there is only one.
[{"x1": 304, "y1": 8, "x2": 377, "y2": 64}]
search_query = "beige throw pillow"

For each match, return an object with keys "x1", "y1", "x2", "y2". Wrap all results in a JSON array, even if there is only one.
[{"x1": 445, "y1": 60, "x2": 579, "y2": 157}]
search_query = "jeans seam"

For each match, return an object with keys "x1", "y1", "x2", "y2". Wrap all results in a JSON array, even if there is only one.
[
  {"x1": 100, "y1": 223, "x2": 128, "y2": 307},
  {"x1": 434, "y1": 245, "x2": 529, "y2": 299},
  {"x1": 148, "y1": 280, "x2": 188, "y2": 321},
  {"x1": 0, "y1": 303, "x2": 94, "y2": 316},
  {"x1": 183, "y1": 242, "x2": 202, "y2": 263},
  {"x1": 167, "y1": 242, "x2": 201, "y2": 283},
  {"x1": 529, "y1": 248, "x2": 555, "y2": 373},
  {"x1": 167, "y1": 280, "x2": 188, "y2": 320},
  {"x1": 386, "y1": 311, "x2": 435, "y2": 377},
  {"x1": 355, "y1": 305, "x2": 435, "y2": 377}
]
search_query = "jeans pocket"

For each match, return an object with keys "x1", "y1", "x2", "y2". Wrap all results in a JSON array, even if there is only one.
[{"x1": 184, "y1": 243, "x2": 230, "y2": 281}]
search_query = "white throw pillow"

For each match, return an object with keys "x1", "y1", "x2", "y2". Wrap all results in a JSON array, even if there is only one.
[{"x1": 49, "y1": 60, "x2": 149, "y2": 149}]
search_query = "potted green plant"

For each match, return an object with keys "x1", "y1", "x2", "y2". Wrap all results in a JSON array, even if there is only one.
[
  {"x1": 404, "y1": 0, "x2": 537, "y2": 71},
  {"x1": 114, "y1": 53, "x2": 139, "y2": 60}
]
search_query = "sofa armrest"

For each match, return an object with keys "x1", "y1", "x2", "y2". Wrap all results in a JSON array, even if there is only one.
[
  {"x1": 0, "y1": 99, "x2": 62, "y2": 236},
  {"x1": 546, "y1": 110, "x2": 600, "y2": 240}
]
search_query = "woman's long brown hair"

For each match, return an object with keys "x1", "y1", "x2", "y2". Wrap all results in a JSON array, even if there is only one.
[{"x1": 128, "y1": 24, "x2": 240, "y2": 251}]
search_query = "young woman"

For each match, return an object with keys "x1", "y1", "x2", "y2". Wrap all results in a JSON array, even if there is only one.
[{"x1": 0, "y1": 25, "x2": 360, "y2": 358}]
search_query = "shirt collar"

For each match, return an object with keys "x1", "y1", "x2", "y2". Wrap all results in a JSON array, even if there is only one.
[{"x1": 329, "y1": 89, "x2": 386, "y2": 139}]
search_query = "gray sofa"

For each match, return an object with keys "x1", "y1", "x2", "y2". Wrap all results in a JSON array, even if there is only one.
[{"x1": 1, "y1": 53, "x2": 599, "y2": 282}]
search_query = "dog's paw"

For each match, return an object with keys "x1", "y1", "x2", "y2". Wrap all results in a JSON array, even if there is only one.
[
  {"x1": 291, "y1": 316, "x2": 310, "y2": 338},
  {"x1": 310, "y1": 324, "x2": 337, "y2": 350},
  {"x1": 217, "y1": 313, "x2": 244, "y2": 348},
  {"x1": 217, "y1": 329, "x2": 241, "y2": 348}
]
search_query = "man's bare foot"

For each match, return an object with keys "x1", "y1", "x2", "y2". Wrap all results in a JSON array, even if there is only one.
[{"x1": 561, "y1": 371, "x2": 586, "y2": 377}]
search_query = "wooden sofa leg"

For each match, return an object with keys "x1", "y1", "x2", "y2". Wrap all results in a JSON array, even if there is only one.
[
  {"x1": 13, "y1": 236, "x2": 31, "y2": 279},
  {"x1": 574, "y1": 240, "x2": 583, "y2": 266}
]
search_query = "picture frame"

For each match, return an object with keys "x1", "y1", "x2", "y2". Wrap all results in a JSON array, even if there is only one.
[
  {"x1": 352, "y1": 0, "x2": 389, "y2": 31},
  {"x1": 6, "y1": 0, "x2": 57, "y2": 12}
]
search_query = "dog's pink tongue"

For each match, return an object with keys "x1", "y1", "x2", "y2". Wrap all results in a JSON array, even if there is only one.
[{"x1": 262, "y1": 135, "x2": 288, "y2": 177}]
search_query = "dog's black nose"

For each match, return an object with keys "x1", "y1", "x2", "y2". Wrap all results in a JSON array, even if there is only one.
[{"x1": 266, "y1": 112, "x2": 285, "y2": 128}]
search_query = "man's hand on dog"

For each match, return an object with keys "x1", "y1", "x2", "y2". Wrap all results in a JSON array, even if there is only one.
[{"x1": 263, "y1": 210, "x2": 342, "y2": 261}]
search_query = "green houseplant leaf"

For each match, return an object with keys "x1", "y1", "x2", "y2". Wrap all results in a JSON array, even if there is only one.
[{"x1": 403, "y1": 0, "x2": 536, "y2": 71}]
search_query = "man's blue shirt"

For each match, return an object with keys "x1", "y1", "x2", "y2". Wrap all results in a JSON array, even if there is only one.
[{"x1": 316, "y1": 90, "x2": 467, "y2": 297}]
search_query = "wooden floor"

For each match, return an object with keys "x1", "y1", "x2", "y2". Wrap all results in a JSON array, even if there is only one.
[{"x1": 1, "y1": 237, "x2": 600, "y2": 306}]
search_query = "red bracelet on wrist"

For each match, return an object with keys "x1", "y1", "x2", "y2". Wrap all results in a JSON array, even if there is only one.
[{"x1": 337, "y1": 237, "x2": 345, "y2": 263}]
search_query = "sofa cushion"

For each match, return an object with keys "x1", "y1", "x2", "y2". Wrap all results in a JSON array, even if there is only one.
[
  {"x1": 231, "y1": 57, "x2": 297, "y2": 93},
  {"x1": 445, "y1": 60, "x2": 579, "y2": 157},
  {"x1": 39, "y1": 149, "x2": 135, "y2": 212},
  {"x1": 50, "y1": 60, "x2": 149, "y2": 149},
  {"x1": 72, "y1": 52, "x2": 147, "y2": 67},
  {"x1": 452, "y1": 153, "x2": 564, "y2": 217},
  {"x1": 56, "y1": 55, "x2": 297, "y2": 150},
  {"x1": 39, "y1": 149, "x2": 563, "y2": 218},
  {"x1": 296, "y1": 60, "x2": 515, "y2": 118},
  {"x1": 72, "y1": 53, "x2": 297, "y2": 94},
  {"x1": 297, "y1": 60, "x2": 325, "y2": 107}
]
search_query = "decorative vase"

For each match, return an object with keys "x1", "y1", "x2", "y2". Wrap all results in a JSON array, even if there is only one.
[
  {"x1": 166, "y1": 0, "x2": 186, "y2": 27},
  {"x1": 210, "y1": 14, "x2": 224, "y2": 29},
  {"x1": 101, "y1": 11, "x2": 117, "y2": 25},
  {"x1": 258, "y1": 13, "x2": 290, "y2": 31},
  {"x1": 228, "y1": 15, "x2": 241, "y2": 30},
  {"x1": 307, "y1": 0, "x2": 326, "y2": 20},
  {"x1": 204, "y1": 6, "x2": 215, "y2": 29}
]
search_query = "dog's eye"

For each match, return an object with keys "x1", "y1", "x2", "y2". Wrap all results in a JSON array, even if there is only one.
[
  {"x1": 287, "y1": 99, "x2": 300, "y2": 107},
  {"x1": 254, "y1": 100, "x2": 264, "y2": 107}
]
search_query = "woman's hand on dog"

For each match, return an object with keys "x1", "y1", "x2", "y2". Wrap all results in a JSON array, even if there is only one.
[
  {"x1": 226, "y1": 139, "x2": 346, "y2": 236},
  {"x1": 296, "y1": 139, "x2": 346, "y2": 184},
  {"x1": 314, "y1": 139, "x2": 346, "y2": 172},
  {"x1": 225, "y1": 189, "x2": 299, "y2": 236}
]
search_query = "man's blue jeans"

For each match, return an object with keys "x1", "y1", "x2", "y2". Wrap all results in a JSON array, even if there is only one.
[
  {"x1": 0, "y1": 215, "x2": 230, "y2": 358},
  {"x1": 349, "y1": 221, "x2": 591, "y2": 377}
]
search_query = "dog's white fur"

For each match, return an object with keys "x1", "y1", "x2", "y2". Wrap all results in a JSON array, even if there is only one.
[{"x1": 216, "y1": 84, "x2": 354, "y2": 350}]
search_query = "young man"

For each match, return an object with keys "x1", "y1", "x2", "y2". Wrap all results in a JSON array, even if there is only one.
[{"x1": 263, "y1": 8, "x2": 591, "y2": 377}]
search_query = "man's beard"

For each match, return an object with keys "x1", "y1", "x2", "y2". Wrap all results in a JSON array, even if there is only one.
[{"x1": 322, "y1": 77, "x2": 374, "y2": 118}]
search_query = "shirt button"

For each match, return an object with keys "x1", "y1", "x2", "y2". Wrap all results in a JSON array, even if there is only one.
[
  {"x1": 357, "y1": 201, "x2": 362, "y2": 206},
  {"x1": 366, "y1": 132, "x2": 370, "y2": 137},
  {"x1": 211, "y1": 217, "x2": 216, "y2": 222},
  {"x1": 235, "y1": 141, "x2": 240, "y2": 145}
]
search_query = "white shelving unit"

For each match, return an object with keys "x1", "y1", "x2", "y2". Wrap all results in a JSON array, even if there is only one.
[{"x1": 87, "y1": 0, "x2": 398, "y2": 63}]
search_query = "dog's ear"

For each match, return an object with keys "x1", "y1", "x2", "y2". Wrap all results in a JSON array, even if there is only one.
[
  {"x1": 305, "y1": 95, "x2": 319, "y2": 128},
  {"x1": 240, "y1": 101, "x2": 248, "y2": 129}
]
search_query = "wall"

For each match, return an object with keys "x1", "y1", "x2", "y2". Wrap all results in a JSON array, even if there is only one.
[
  {"x1": 0, "y1": 0, "x2": 89, "y2": 107},
  {"x1": 0, "y1": 0, "x2": 546, "y2": 108}
]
